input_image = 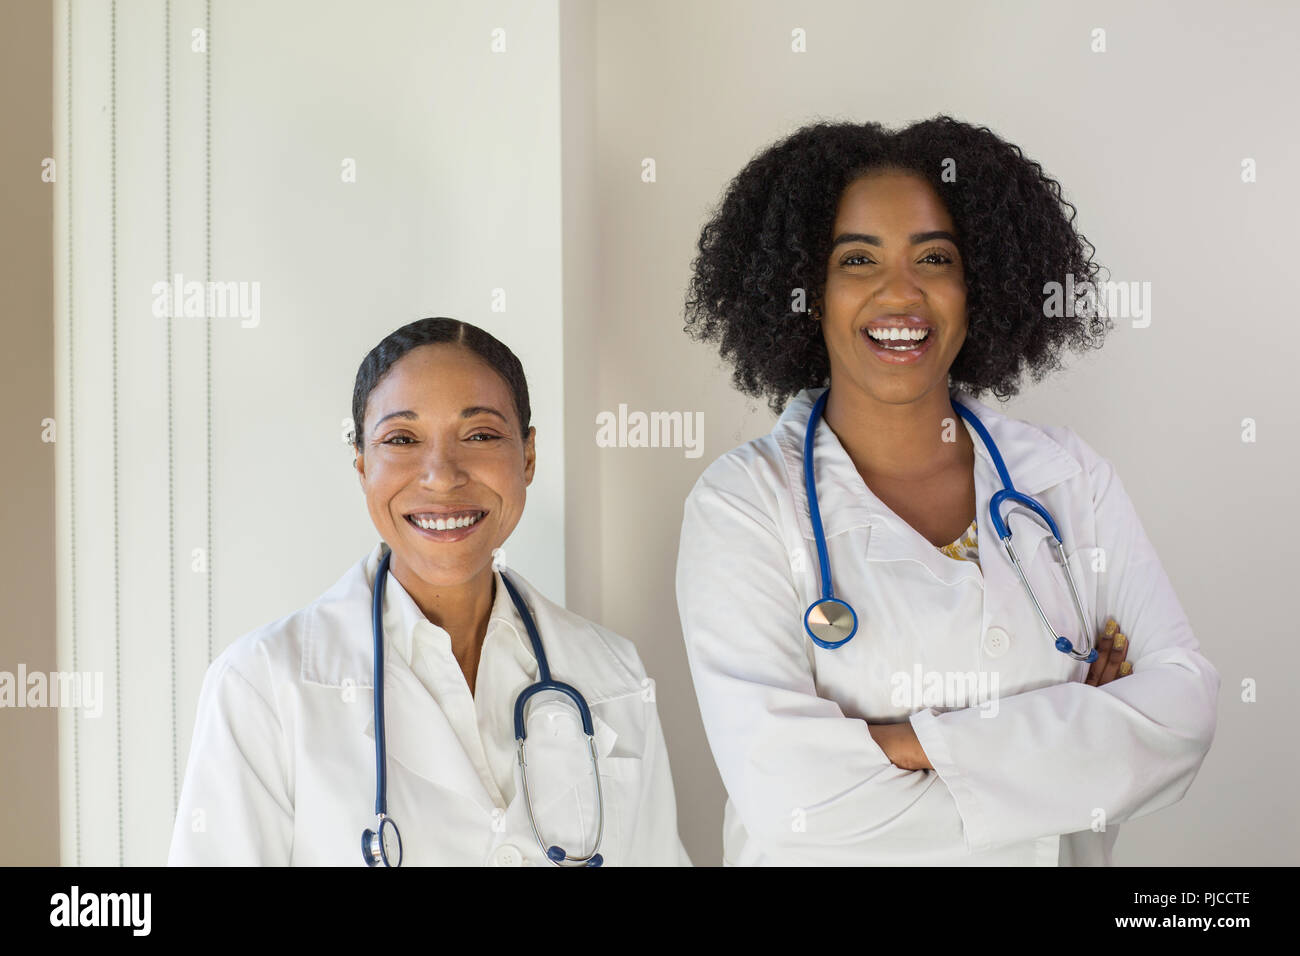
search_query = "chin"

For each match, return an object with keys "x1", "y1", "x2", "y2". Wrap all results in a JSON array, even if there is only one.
[
  {"x1": 854, "y1": 373, "x2": 930, "y2": 398},
  {"x1": 397, "y1": 548, "x2": 487, "y2": 585}
]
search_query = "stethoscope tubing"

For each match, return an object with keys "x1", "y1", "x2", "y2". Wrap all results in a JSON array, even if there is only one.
[
  {"x1": 803, "y1": 388, "x2": 1097, "y2": 662},
  {"x1": 366, "y1": 546, "x2": 604, "y2": 866}
]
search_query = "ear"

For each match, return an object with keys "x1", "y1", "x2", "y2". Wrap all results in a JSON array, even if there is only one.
[
  {"x1": 523, "y1": 426, "x2": 537, "y2": 486},
  {"x1": 354, "y1": 447, "x2": 366, "y2": 486}
]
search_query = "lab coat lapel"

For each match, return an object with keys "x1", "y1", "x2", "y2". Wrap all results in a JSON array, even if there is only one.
[
  {"x1": 299, "y1": 546, "x2": 384, "y2": 692},
  {"x1": 954, "y1": 387, "x2": 1080, "y2": 578},
  {"x1": 951, "y1": 387, "x2": 1081, "y2": 500},
  {"x1": 501, "y1": 570, "x2": 647, "y2": 708},
  {"x1": 354, "y1": 656, "x2": 497, "y2": 815},
  {"x1": 301, "y1": 543, "x2": 497, "y2": 814},
  {"x1": 957, "y1": 392, "x2": 1099, "y2": 669},
  {"x1": 773, "y1": 387, "x2": 1078, "y2": 585},
  {"x1": 969, "y1": 430, "x2": 1063, "y2": 650}
]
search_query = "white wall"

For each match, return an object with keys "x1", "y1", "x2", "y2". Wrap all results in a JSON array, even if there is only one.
[
  {"x1": 591, "y1": 0, "x2": 1300, "y2": 865},
  {"x1": 52, "y1": 0, "x2": 1298, "y2": 867},
  {"x1": 55, "y1": 0, "x2": 568, "y2": 865}
]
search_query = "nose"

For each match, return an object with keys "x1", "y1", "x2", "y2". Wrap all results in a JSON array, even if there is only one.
[
  {"x1": 872, "y1": 258, "x2": 927, "y2": 306},
  {"x1": 418, "y1": 442, "x2": 469, "y2": 488}
]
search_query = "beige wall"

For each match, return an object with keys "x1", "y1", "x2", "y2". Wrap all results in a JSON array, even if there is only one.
[
  {"x1": 589, "y1": 0, "x2": 1299, "y2": 865},
  {"x1": 0, "y1": 0, "x2": 58, "y2": 865},
  {"x1": 561, "y1": 1, "x2": 603, "y2": 622},
  {"x1": 9, "y1": 0, "x2": 1296, "y2": 867}
]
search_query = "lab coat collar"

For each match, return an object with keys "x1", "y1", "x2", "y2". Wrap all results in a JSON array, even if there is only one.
[
  {"x1": 772, "y1": 386, "x2": 1080, "y2": 583},
  {"x1": 297, "y1": 544, "x2": 526, "y2": 689},
  {"x1": 298, "y1": 543, "x2": 635, "y2": 808},
  {"x1": 379, "y1": 552, "x2": 529, "y2": 674},
  {"x1": 300, "y1": 543, "x2": 644, "y2": 703}
]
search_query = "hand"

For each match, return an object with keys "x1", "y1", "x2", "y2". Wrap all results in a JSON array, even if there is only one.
[
  {"x1": 1084, "y1": 617, "x2": 1132, "y2": 687},
  {"x1": 867, "y1": 721, "x2": 933, "y2": 771}
]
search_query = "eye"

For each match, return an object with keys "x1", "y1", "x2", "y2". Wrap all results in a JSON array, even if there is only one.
[
  {"x1": 841, "y1": 249, "x2": 956, "y2": 267},
  {"x1": 468, "y1": 432, "x2": 502, "y2": 442},
  {"x1": 381, "y1": 434, "x2": 415, "y2": 445}
]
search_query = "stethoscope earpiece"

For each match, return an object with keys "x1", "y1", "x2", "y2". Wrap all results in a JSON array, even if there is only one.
[{"x1": 544, "y1": 845, "x2": 603, "y2": 867}]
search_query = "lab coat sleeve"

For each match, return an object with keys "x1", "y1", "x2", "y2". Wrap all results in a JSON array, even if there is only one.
[
  {"x1": 676, "y1": 461, "x2": 971, "y2": 863},
  {"x1": 909, "y1": 441, "x2": 1221, "y2": 852},
  {"x1": 167, "y1": 644, "x2": 294, "y2": 865}
]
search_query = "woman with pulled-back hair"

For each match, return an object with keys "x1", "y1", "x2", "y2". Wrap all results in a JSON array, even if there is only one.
[
  {"x1": 170, "y1": 317, "x2": 690, "y2": 867},
  {"x1": 675, "y1": 117, "x2": 1219, "y2": 866}
]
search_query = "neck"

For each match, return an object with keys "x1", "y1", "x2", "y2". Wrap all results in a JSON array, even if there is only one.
[
  {"x1": 388, "y1": 555, "x2": 496, "y2": 679},
  {"x1": 822, "y1": 380, "x2": 972, "y2": 483}
]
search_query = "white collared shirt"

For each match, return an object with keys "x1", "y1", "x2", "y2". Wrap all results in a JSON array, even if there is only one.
[
  {"x1": 676, "y1": 385, "x2": 1219, "y2": 866},
  {"x1": 381, "y1": 567, "x2": 535, "y2": 809}
]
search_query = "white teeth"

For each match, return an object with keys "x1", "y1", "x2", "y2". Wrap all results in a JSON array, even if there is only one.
[
  {"x1": 867, "y1": 327, "x2": 929, "y2": 341},
  {"x1": 867, "y1": 327, "x2": 931, "y2": 350},
  {"x1": 411, "y1": 512, "x2": 481, "y2": 531}
]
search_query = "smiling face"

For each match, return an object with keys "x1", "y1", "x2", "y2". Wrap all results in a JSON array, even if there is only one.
[
  {"x1": 354, "y1": 343, "x2": 535, "y2": 590},
  {"x1": 818, "y1": 168, "x2": 968, "y2": 405}
]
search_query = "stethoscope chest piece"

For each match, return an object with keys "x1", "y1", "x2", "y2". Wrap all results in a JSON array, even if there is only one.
[
  {"x1": 804, "y1": 597, "x2": 858, "y2": 649},
  {"x1": 361, "y1": 814, "x2": 402, "y2": 867}
]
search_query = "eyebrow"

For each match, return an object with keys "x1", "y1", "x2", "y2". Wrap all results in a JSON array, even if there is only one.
[
  {"x1": 831, "y1": 230, "x2": 960, "y2": 249},
  {"x1": 372, "y1": 406, "x2": 510, "y2": 431}
]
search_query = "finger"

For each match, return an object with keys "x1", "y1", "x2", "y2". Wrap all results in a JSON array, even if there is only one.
[
  {"x1": 1084, "y1": 635, "x2": 1110, "y2": 685},
  {"x1": 1085, "y1": 619, "x2": 1119, "y2": 685},
  {"x1": 1099, "y1": 630, "x2": 1127, "y2": 684}
]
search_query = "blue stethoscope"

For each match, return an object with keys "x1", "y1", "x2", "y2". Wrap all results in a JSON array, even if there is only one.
[
  {"x1": 361, "y1": 546, "x2": 605, "y2": 867},
  {"x1": 802, "y1": 388, "x2": 1098, "y2": 663}
]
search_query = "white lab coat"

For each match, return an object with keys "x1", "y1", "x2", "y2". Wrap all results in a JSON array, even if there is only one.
[
  {"x1": 169, "y1": 543, "x2": 691, "y2": 866},
  {"x1": 676, "y1": 385, "x2": 1219, "y2": 866}
]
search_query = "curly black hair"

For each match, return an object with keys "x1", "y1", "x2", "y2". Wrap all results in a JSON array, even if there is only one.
[{"x1": 684, "y1": 115, "x2": 1112, "y2": 415}]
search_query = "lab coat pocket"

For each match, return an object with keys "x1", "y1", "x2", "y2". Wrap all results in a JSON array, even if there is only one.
[
  {"x1": 589, "y1": 755, "x2": 643, "y2": 865},
  {"x1": 513, "y1": 700, "x2": 614, "y2": 861},
  {"x1": 517, "y1": 754, "x2": 640, "y2": 865},
  {"x1": 519, "y1": 701, "x2": 601, "y2": 812}
]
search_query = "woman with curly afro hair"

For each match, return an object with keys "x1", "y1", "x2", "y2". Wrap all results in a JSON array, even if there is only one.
[{"x1": 674, "y1": 117, "x2": 1219, "y2": 867}]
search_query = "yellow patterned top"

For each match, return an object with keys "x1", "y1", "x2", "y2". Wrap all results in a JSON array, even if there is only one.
[{"x1": 938, "y1": 516, "x2": 980, "y2": 568}]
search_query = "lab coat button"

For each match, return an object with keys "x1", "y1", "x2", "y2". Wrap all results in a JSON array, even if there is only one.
[
  {"x1": 983, "y1": 626, "x2": 1010, "y2": 657},
  {"x1": 493, "y1": 844, "x2": 523, "y2": 867}
]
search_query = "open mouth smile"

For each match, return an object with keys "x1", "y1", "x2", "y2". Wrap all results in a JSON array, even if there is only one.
[
  {"x1": 403, "y1": 509, "x2": 488, "y2": 542},
  {"x1": 860, "y1": 319, "x2": 935, "y2": 365}
]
